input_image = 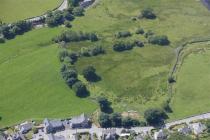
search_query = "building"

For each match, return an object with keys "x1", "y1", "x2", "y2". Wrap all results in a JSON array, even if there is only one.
[
  {"x1": 44, "y1": 119, "x2": 65, "y2": 134},
  {"x1": 154, "y1": 130, "x2": 167, "y2": 140},
  {"x1": 102, "y1": 129, "x2": 117, "y2": 140},
  {"x1": 80, "y1": 0, "x2": 94, "y2": 8},
  {"x1": 18, "y1": 121, "x2": 33, "y2": 134},
  {"x1": 178, "y1": 126, "x2": 191, "y2": 135},
  {"x1": 70, "y1": 114, "x2": 90, "y2": 129},
  {"x1": 189, "y1": 122, "x2": 206, "y2": 135},
  {"x1": 47, "y1": 134, "x2": 65, "y2": 140}
]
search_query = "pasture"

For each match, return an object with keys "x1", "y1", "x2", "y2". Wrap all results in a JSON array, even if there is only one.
[
  {"x1": 0, "y1": 0, "x2": 62, "y2": 22},
  {"x1": 1, "y1": 0, "x2": 210, "y2": 126}
]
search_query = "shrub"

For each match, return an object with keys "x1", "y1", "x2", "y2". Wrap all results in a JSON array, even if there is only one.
[
  {"x1": 99, "y1": 113, "x2": 112, "y2": 128},
  {"x1": 63, "y1": 10, "x2": 74, "y2": 21},
  {"x1": 134, "y1": 40, "x2": 144, "y2": 47},
  {"x1": 58, "y1": 49, "x2": 69, "y2": 62},
  {"x1": 141, "y1": 8, "x2": 156, "y2": 19},
  {"x1": 64, "y1": 21, "x2": 72, "y2": 28},
  {"x1": 97, "y1": 97, "x2": 111, "y2": 113},
  {"x1": 81, "y1": 45, "x2": 105, "y2": 57},
  {"x1": 68, "y1": 0, "x2": 80, "y2": 7},
  {"x1": 148, "y1": 35, "x2": 170, "y2": 46},
  {"x1": 72, "y1": 81, "x2": 88, "y2": 97},
  {"x1": 135, "y1": 28, "x2": 144, "y2": 34},
  {"x1": 144, "y1": 108, "x2": 168, "y2": 125},
  {"x1": 46, "y1": 11, "x2": 64, "y2": 27},
  {"x1": 144, "y1": 30, "x2": 154, "y2": 38},
  {"x1": 168, "y1": 76, "x2": 176, "y2": 83},
  {"x1": 0, "y1": 37, "x2": 5, "y2": 43},
  {"x1": 53, "y1": 31, "x2": 98, "y2": 43},
  {"x1": 115, "y1": 31, "x2": 131, "y2": 38},
  {"x1": 83, "y1": 66, "x2": 99, "y2": 82},
  {"x1": 122, "y1": 117, "x2": 140, "y2": 128},
  {"x1": 110, "y1": 113, "x2": 122, "y2": 127},
  {"x1": 73, "y1": 7, "x2": 84, "y2": 16},
  {"x1": 88, "y1": 33, "x2": 98, "y2": 42},
  {"x1": 113, "y1": 42, "x2": 134, "y2": 52}
]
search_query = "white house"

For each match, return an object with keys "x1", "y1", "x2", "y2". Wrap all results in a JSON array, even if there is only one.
[
  {"x1": 154, "y1": 129, "x2": 167, "y2": 140},
  {"x1": 189, "y1": 122, "x2": 206, "y2": 135}
]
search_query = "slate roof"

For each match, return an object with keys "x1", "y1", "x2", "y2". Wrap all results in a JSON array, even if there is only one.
[{"x1": 70, "y1": 114, "x2": 88, "y2": 124}]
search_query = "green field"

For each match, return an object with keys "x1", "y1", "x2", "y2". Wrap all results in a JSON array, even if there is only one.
[
  {"x1": 1, "y1": 0, "x2": 210, "y2": 126},
  {"x1": 0, "y1": 0, "x2": 62, "y2": 22},
  {"x1": 170, "y1": 45, "x2": 210, "y2": 120},
  {"x1": 0, "y1": 28, "x2": 97, "y2": 127}
]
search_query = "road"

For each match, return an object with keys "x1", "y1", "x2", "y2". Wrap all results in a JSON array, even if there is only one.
[{"x1": 27, "y1": 0, "x2": 68, "y2": 23}]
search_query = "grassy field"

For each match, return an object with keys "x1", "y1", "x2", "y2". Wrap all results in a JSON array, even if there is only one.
[
  {"x1": 0, "y1": 28, "x2": 97, "y2": 127},
  {"x1": 170, "y1": 45, "x2": 210, "y2": 120},
  {"x1": 1, "y1": 0, "x2": 210, "y2": 126},
  {"x1": 0, "y1": 0, "x2": 62, "y2": 23}
]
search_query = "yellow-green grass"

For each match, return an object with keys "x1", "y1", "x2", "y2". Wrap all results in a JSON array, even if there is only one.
[
  {"x1": 0, "y1": 28, "x2": 97, "y2": 127},
  {"x1": 0, "y1": 0, "x2": 62, "y2": 23},
  {"x1": 1, "y1": 0, "x2": 210, "y2": 126},
  {"x1": 170, "y1": 47, "x2": 210, "y2": 120}
]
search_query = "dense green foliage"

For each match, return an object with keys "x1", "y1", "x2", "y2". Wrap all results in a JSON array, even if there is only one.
[
  {"x1": 141, "y1": 8, "x2": 156, "y2": 19},
  {"x1": 80, "y1": 45, "x2": 105, "y2": 57},
  {"x1": 72, "y1": 81, "x2": 89, "y2": 97},
  {"x1": 53, "y1": 31, "x2": 98, "y2": 43},
  {"x1": 115, "y1": 31, "x2": 132, "y2": 38},
  {"x1": 144, "y1": 108, "x2": 167, "y2": 125},
  {"x1": 82, "y1": 66, "x2": 99, "y2": 82},
  {"x1": 0, "y1": 20, "x2": 32, "y2": 39},
  {"x1": 148, "y1": 35, "x2": 170, "y2": 46},
  {"x1": 113, "y1": 42, "x2": 134, "y2": 52},
  {"x1": 97, "y1": 97, "x2": 111, "y2": 113},
  {"x1": 98, "y1": 113, "x2": 143, "y2": 128}
]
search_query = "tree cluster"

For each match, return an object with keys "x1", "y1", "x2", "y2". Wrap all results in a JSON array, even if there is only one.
[
  {"x1": 46, "y1": 9, "x2": 75, "y2": 27},
  {"x1": 115, "y1": 31, "x2": 132, "y2": 38},
  {"x1": 148, "y1": 35, "x2": 170, "y2": 46},
  {"x1": 58, "y1": 49, "x2": 78, "y2": 64},
  {"x1": 0, "y1": 20, "x2": 32, "y2": 39},
  {"x1": 60, "y1": 64, "x2": 89, "y2": 97},
  {"x1": 97, "y1": 97, "x2": 112, "y2": 113},
  {"x1": 144, "y1": 108, "x2": 168, "y2": 126},
  {"x1": 99, "y1": 113, "x2": 145, "y2": 128},
  {"x1": 68, "y1": 0, "x2": 81, "y2": 7},
  {"x1": 80, "y1": 45, "x2": 105, "y2": 57},
  {"x1": 113, "y1": 42, "x2": 134, "y2": 52},
  {"x1": 53, "y1": 31, "x2": 98, "y2": 43}
]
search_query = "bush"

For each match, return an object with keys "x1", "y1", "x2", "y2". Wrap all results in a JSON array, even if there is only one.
[
  {"x1": 0, "y1": 37, "x2": 5, "y2": 43},
  {"x1": 64, "y1": 21, "x2": 72, "y2": 28},
  {"x1": 144, "y1": 108, "x2": 168, "y2": 125},
  {"x1": 110, "y1": 113, "x2": 122, "y2": 127},
  {"x1": 46, "y1": 11, "x2": 64, "y2": 27},
  {"x1": 141, "y1": 8, "x2": 156, "y2": 19},
  {"x1": 168, "y1": 76, "x2": 176, "y2": 83},
  {"x1": 135, "y1": 28, "x2": 144, "y2": 34},
  {"x1": 115, "y1": 31, "x2": 131, "y2": 38},
  {"x1": 134, "y1": 40, "x2": 144, "y2": 47},
  {"x1": 72, "y1": 81, "x2": 88, "y2": 97},
  {"x1": 113, "y1": 42, "x2": 134, "y2": 52},
  {"x1": 63, "y1": 10, "x2": 74, "y2": 21},
  {"x1": 73, "y1": 7, "x2": 84, "y2": 16},
  {"x1": 80, "y1": 45, "x2": 105, "y2": 57},
  {"x1": 58, "y1": 49, "x2": 69, "y2": 62},
  {"x1": 98, "y1": 97, "x2": 111, "y2": 113},
  {"x1": 122, "y1": 117, "x2": 140, "y2": 128},
  {"x1": 148, "y1": 35, "x2": 170, "y2": 46},
  {"x1": 83, "y1": 66, "x2": 99, "y2": 82},
  {"x1": 53, "y1": 31, "x2": 98, "y2": 43},
  {"x1": 99, "y1": 113, "x2": 112, "y2": 128},
  {"x1": 144, "y1": 30, "x2": 154, "y2": 38}
]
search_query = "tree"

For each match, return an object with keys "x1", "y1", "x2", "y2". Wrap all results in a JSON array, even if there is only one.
[
  {"x1": 135, "y1": 28, "x2": 144, "y2": 34},
  {"x1": 68, "y1": 0, "x2": 80, "y2": 7},
  {"x1": 58, "y1": 49, "x2": 69, "y2": 62},
  {"x1": 98, "y1": 97, "x2": 111, "y2": 112},
  {"x1": 122, "y1": 117, "x2": 133, "y2": 128},
  {"x1": 0, "y1": 37, "x2": 5, "y2": 43},
  {"x1": 110, "y1": 113, "x2": 122, "y2": 127},
  {"x1": 83, "y1": 66, "x2": 98, "y2": 82},
  {"x1": 99, "y1": 113, "x2": 112, "y2": 128},
  {"x1": 141, "y1": 8, "x2": 156, "y2": 19},
  {"x1": 72, "y1": 81, "x2": 88, "y2": 97},
  {"x1": 73, "y1": 7, "x2": 84, "y2": 16},
  {"x1": 144, "y1": 108, "x2": 167, "y2": 125}
]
